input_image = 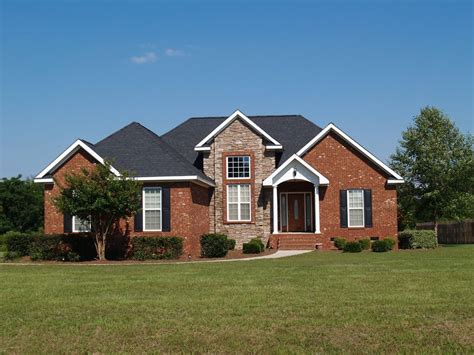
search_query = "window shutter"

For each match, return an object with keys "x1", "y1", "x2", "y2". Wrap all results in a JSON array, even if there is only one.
[
  {"x1": 340, "y1": 190, "x2": 348, "y2": 228},
  {"x1": 63, "y1": 213, "x2": 72, "y2": 233},
  {"x1": 134, "y1": 189, "x2": 143, "y2": 232},
  {"x1": 364, "y1": 189, "x2": 373, "y2": 228},
  {"x1": 162, "y1": 186, "x2": 171, "y2": 232}
]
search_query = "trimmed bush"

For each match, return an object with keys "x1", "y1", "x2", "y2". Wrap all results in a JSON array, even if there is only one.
[
  {"x1": 343, "y1": 241, "x2": 363, "y2": 253},
  {"x1": 200, "y1": 233, "x2": 228, "y2": 258},
  {"x1": 250, "y1": 238, "x2": 265, "y2": 252},
  {"x1": 371, "y1": 239, "x2": 395, "y2": 253},
  {"x1": 358, "y1": 238, "x2": 371, "y2": 250},
  {"x1": 29, "y1": 234, "x2": 96, "y2": 261},
  {"x1": 333, "y1": 237, "x2": 347, "y2": 250},
  {"x1": 398, "y1": 230, "x2": 437, "y2": 249},
  {"x1": 6, "y1": 231, "x2": 35, "y2": 256},
  {"x1": 384, "y1": 238, "x2": 396, "y2": 249},
  {"x1": 131, "y1": 236, "x2": 183, "y2": 260},
  {"x1": 227, "y1": 238, "x2": 236, "y2": 250},
  {"x1": 243, "y1": 242, "x2": 262, "y2": 254}
]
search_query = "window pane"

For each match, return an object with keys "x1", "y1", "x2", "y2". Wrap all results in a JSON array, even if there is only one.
[
  {"x1": 305, "y1": 194, "x2": 312, "y2": 229},
  {"x1": 349, "y1": 209, "x2": 364, "y2": 226},
  {"x1": 228, "y1": 204, "x2": 239, "y2": 220},
  {"x1": 227, "y1": 185, "x2": 239, "y2": 203},
  {"x1": 348, "y1": 190, "x2": 364, "y2": 208},
  {"x1": 145, "y1": 210, "x2": 161, "y2": 230},
  {"x1": 227, "y1": 156, "x2": 250, "y2": 178},
  {"x1": 240, "y1": 203, "x2": 250, "y2": 220},
  {"x1": 144, "y1": 188, "x2": 161, "y2": 209},
  {"x1": 74, "y1": 217, "x2": 90, "y2": 232},
  {"x1": 240, "y1": 184, "x2": 250, "y2": 203},
  {"x1": 281, "y1": 195, "x2": 287, "y2": 227}
]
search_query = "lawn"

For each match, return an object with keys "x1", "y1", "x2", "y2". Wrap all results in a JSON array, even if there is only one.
[{"x1": 1, "y1": 246, "x2": 473, "y2": 353}]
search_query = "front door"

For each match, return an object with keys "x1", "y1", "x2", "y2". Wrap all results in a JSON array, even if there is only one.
[{"x1": 287, "y1": 194, "x2": 305, "y2": 232}]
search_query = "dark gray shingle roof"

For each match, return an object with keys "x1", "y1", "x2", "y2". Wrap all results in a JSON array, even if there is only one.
[
  {"x1": 162, "y1": 115, "x2": 323, "y2": 167},
  {"x1": 91, "y1": 122, "x2": 213, "y2": 183}
]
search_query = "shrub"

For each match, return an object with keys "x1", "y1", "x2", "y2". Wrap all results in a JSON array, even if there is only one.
[
  {"x1": 250, "y1": 238, "x2": 265, "y2": 252},
  {"x1": 3, "y1": 251, "x2": 21, "y2": 260},
  {"x1": 29, "y1": 234, "x2": 96, "y2": 261},
  {"x1": 358, "y1": 238, "x2": 371, "y2": 250},
  {"x1": 384, "y1": 238, "x2": 396, "y2": 249},
  {"x1": 333, "y1": 237, "x2": 347, "y2": 250},
  {"x1": 227, "y1": 238, "x2": 236, "y2": 250},
  {"x1": 398, "y1": 230, "x2": 437, "y2": 249},
  {"x1": 131, "y1": 236, "x2": 183, "y2": 260},
  {"x1": 343, "y1": 241, "x2": 363, "y2": 253},
  {"x1": 371, "y1": 239, "x2": 395, "y2": 253},
  {"x1": 5, "y1": 231, "x2": 35, "y2": 256},
  {"x1": 243, "y1": 242, "x2": 262, "y2": 254},
  {"x1": 200, "y1": 233, "x2": 228, "y2": 258}
]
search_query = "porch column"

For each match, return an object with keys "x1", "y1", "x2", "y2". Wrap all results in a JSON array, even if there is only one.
[
  {"x1": 272, "y1": 185, "x2": 278, "y2": 233},
  {"x1": 314, "y1": 185, "x2": 320, "y2": 233}
]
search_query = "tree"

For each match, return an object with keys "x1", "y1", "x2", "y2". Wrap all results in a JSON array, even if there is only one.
[
  {"x1": 390, "y1": 106, "x2": 474, "y2": 231},
  {"x1": 53, "y1": 162, "x2": 141, "y2": 260},
  {"x1": 0, "y1": 176, "x2": 44, "y2": 234}
]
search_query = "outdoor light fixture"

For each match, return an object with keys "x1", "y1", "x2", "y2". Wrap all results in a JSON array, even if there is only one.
[{"x1": 293, "y1": 168, "x2": 297, "y2": 178}]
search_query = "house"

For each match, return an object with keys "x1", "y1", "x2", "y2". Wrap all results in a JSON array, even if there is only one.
[{"x1": 34, "y1": 110, "x2": 404, "y2": 255}]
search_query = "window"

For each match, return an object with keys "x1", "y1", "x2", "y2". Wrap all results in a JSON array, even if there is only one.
[
  {"x1": 227, "y1": 156, "x2": 250, "y2": 179},
  {"x1": 143, "y1": 187, "x2": 162, "y2": 231},
  {"x1": 347, "y1": 189, "x2": 364, "y2": 227},
  {"x1": 227, "y1": 184, "x2": 251, "y2": 221},
  {"x1": 72, "y1": 216, "x2": 91, "y2": 232}
]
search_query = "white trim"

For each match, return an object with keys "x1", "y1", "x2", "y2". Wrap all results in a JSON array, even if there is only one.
[
  {"x1": 314, "y1": 186, "x2": 320, "y2": 233},
  {"x1": 35, "y1": 139, "x2": 121, "y2": 179},
  {"x1": 263, "y1": 154, "x2": 329, "y2": 187},
  {"x1": 387, "y1": 179, "x2": 405, "y2": 185},
  {"x1": 72, "y1": 216, "x2": 91, "y2": 233},
  {"x1": 226, "y1": 155, "x2": 251, "y2": 180},
  {"x1": 194, "y1": 110, "x2": 282, "y2": 150},
  {"x1": 142, "y1": 187, "x2": 163, "y2": 232},
  {"x1": 265, "y1": 145, "x2": 283, "y2": 150},
  {"x1": 296, "y1": 123, "x2": 404, "y2": 181},
  {"x1": 34, "y1": 178, "x2": 54, "y2": 183},
  {"x1": 272, "y1": 186, "x2": 278, "y2": 233},
  {"x1": 226, "y1": 184, "x2": 252, "y2": 222},
  {"x1": 195, "y1": 146, "x2": 211, "y2": 152},
  {"x1": 347, "y1": 189, "x2": 365, "y2": 228},
  {"x1": 133, "y1": 176, "x2": 215, "y2": 187}
]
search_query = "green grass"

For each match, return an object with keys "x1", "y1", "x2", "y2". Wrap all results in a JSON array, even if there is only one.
[{"x1": 1, "y1": 246, "x2": 473, "y2": 353}]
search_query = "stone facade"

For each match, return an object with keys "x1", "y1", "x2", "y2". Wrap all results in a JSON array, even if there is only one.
[{"x1": 203, "y1": 118, "x2": 275, "y2": 247}]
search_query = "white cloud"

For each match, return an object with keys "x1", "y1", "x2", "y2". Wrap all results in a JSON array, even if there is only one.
[
  {"x1": 165, "y1": 48, "x2": 185, "y2": 57},
  {"x1": 130, "y1": 52, "x2": 157, "y2": 64}
]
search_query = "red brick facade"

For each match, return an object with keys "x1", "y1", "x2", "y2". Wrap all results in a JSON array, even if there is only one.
[{"x1": 44, "y1": 149, "x2": 210, "y2": 257}]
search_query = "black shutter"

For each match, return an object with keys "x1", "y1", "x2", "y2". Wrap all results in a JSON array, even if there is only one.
[
  {"x1": 63, "y1": 213, "x2": 72, "y2": 233},
  {"x1": 134, "y1": 188, "x2": 143, "y2": 232},
  {"x1": 364, "y1": 189, "x2": 373, "y2": 228},
  {"x1": 162, "y1": 186, "x2": 171, "y2": 232},
  {"x1": 340, "y1": 190, "x2": 348, "y2": 228}
]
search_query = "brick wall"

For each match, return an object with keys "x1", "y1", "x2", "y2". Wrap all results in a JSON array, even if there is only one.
[
  {"x1": 203, "y1": 118, "x2": 275, "y2": 247},
  {"x1": 302, "y1": 131, "x2": 398, "y2": 242},
  {"x1": 44, "y1": 149, "x2": 210, "y2": 257}
]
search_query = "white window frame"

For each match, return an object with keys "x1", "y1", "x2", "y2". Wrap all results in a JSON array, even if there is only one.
[
  {"x1": 226, "y1": 156, "x2": 251, "y2": 180},
  {"x1": 347, "y1": 189, "x2": 365, "y2": 228},
  {"x1": 226, "y1": 184, "x2": 251, "y2": 222},
  {"x1": 143, "y1": 187, "x2": 163, "y2": 232},
  {"x1": 72, "y1": 216, "x2": 91, "y2": 233}
]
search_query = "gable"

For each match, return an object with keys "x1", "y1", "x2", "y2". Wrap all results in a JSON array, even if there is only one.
[{"x1": 194, "y1": 110, "x2": 282, "y2": 151}]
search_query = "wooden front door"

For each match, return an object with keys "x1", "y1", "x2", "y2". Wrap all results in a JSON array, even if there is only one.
[{"x1": 287, "y1": 194, "x2": 305, "y2": 232}]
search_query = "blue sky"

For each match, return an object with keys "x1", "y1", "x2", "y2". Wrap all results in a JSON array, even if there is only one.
[{"x1": 1, "y1": 0, "x2": 472, "y2": 178}]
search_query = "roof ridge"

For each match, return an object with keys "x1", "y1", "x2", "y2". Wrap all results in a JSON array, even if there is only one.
[
  {"x1": 187, "y1": 114, "x2": 305, "y2": 120},
  {"x1": 95, "y1": 122, "x2": 143, "y2": 146}
]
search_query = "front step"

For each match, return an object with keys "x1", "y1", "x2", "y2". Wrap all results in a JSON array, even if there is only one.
[{"x1": 277, "y1": 234, "x2": 320, "y2": 250}]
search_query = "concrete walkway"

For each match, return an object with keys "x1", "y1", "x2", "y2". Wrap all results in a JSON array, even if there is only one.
[{"x1": 0, "y1": 250, "x2": 313, "y2": 266}]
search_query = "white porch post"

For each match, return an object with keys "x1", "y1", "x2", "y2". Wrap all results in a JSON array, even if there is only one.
[
  {"x1": 314, "y1": 184, "x2": 320, "y2": 233},
  {"x1": 272, "y1": 185, "x2": 279, "y2": 234}
]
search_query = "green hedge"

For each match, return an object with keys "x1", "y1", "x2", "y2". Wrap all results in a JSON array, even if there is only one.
[
  {"x1": 398, "y1": 230, "x2": 437, "y2": 249},
  {"x1": 343, "y1": 241, "x2": 363, "y2": 253},
  {"x1": 5, "y1": 231, "x2": 37, "y2": 256},
  {"x1": 250, "y1": 238, "x2": 265, "y2": 252},
  {"x1": 333, "y1": 237, "x2": 347, "y2": 250},
  {"x1": 227, "y1": 239, "x2": 236, "y2": 250},
  {"x1": 200, "y1": 233, "x2": 228, "y2": 258},
  {"x1": 358, "y1": 238, "x2": 371, "y2": 250},
  {"x1": 29, "y1": 234, "x2": 96, "y2": 261},
  {"x1": 131, "y1": 236, "x2": 183, "y2": 260},
  {"x1": 371, "y1": 238, "x2": 396, "y2": 253},
  {"x1": 243, "y1": 242, "x2": 261, "y2": 254}
]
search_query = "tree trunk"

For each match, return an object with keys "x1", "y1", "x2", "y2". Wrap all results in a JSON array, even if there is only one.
[
  {"x1": 434, "y1": 220, "x2": 438, "y2": 238},
  {"x1": 95, "y1": 233, "x2": 107, "y2": 261}
]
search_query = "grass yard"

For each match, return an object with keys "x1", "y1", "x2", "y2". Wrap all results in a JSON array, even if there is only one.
[{"x1": 1, "y1": 246, "x2": 473, "y2": 353}]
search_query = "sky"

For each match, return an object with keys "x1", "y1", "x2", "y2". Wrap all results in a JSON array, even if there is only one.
[{"x1": 1, "y1": 0, "x2": 472, "y2": 178}]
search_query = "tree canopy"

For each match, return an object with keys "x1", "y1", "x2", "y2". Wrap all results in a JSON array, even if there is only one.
[
  {"x1": 0, "y1": 176, "x2": 43, "y2": 234},
  {"x1": 53, "y1": 162, "x2": 141, "y2": 260},
  {"x1": 390, "y1": 106, "x2": 474, "y2": 229}
]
